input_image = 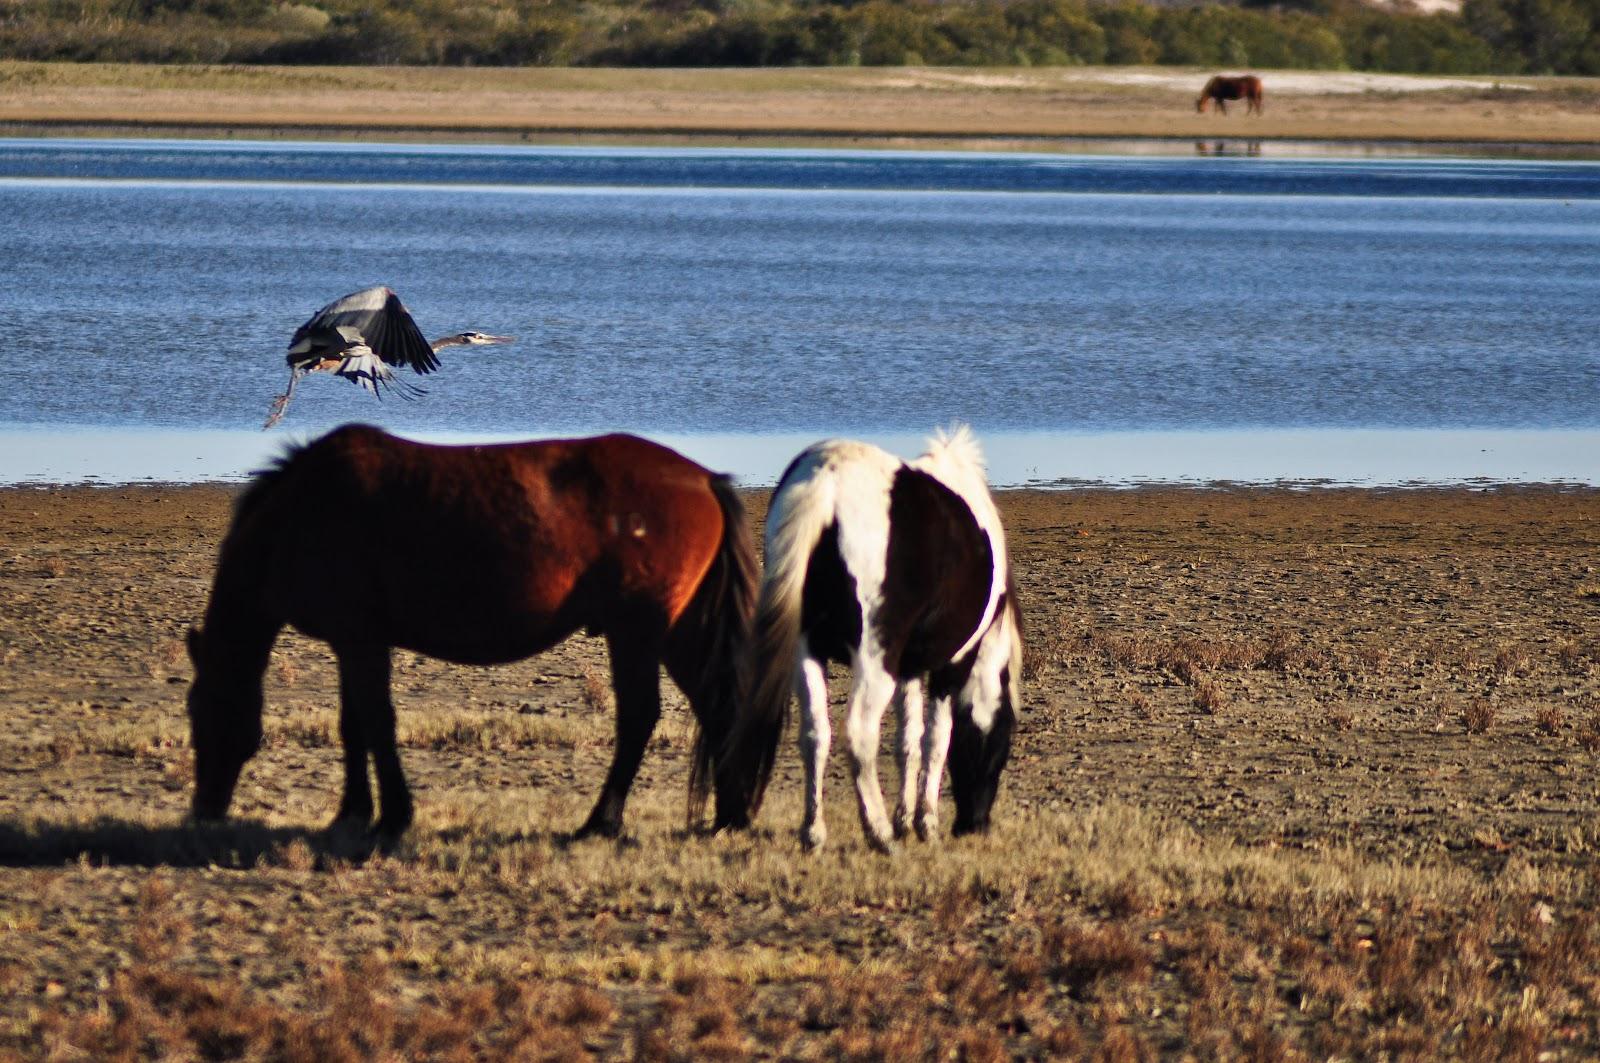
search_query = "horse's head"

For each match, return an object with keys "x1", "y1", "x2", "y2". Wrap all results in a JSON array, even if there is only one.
[
  {"x1": 185, "y1": 624, "x2": 265, "y2": 822},
  {"x1": 948, "y1": 592, "x2": 1023, "y2": 836}
]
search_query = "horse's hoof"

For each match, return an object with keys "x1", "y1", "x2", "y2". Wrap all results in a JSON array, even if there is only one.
[
  {"x1": 800, "y1": 824, "x2": 827, "y2": 852},
  {"x1": 865, "y1": 833, "x2": 897, "y2": 856},
  {"x1": 570, "y1": 820, "x2": 622, "y2": 843}
]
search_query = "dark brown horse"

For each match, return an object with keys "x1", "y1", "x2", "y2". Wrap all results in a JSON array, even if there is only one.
[
  {"x1": 1196, "y1": 75, "x2": 1264, "y2": 116},
  {"x1": 185, "y1": 425, "x2": 757, "y2": 844}
]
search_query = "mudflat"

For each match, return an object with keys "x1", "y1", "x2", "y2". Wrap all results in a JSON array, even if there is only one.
[
  {"x1": 2, "y1": 63, "x2": 1599, "y2": 145},
  {"x1": 2, "y1": 482, "x2": 1599, "y2": 1057}
]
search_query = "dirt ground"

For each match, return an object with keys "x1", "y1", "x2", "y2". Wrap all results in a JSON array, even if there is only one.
[
  {"x1": 2, "y1": 63, "x2": 1598, "y2": 146},
  {"x1": 2, "y1": 482, "x2": 1600, "y2": 1058}
]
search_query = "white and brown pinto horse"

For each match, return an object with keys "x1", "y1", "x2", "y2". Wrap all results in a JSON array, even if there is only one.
[
  {"x1": 717, "y1": 428, "x2": 1023, "y2": 851},
  {"x1": 1197, "y1": 74, "x2": 1264, "y2": 115}
]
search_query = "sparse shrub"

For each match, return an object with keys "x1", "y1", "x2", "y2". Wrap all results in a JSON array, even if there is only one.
[
  {"x1": 1492, "y1": 644, "x2": 1531, "y2": 679},
  {"x1": 581, "y1": 667, "x2": 612, "y2": 715},
  {"x1": 1535, "y1": 704, "x2": 1565, "y2": 736},
  {"x1": 1324, "y1": 704, "x2": 1355, "y2": 732},
  {"x1": 1040, "y1": 920, "x2": 1153, "y2": 997},
  {"x1": 1193, "y1": 679, "x2": 1226, "y2": 715},
  {"x1": 1462, "y1": 698, "x2": 1498, "y2": 734}
]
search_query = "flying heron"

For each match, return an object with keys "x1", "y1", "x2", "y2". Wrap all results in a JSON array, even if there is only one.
[{"x1": 263, "y1": 286, "x2": 515, "y2": 429}]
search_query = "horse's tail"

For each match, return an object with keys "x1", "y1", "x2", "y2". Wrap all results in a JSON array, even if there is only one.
[
  {"x1": 715, "y1": 456, "x2": 836, "y2": 828},
  {"x1": 676, "y1": 473, "x2": 760, "y2": 829}
]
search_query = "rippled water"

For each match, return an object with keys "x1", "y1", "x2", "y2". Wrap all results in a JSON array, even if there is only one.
[{"x1": 1, "y1": 139, "x2": 1597, "y2": 483}]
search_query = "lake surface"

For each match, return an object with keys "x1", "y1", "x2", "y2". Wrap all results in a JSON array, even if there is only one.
[{"x1": 1, "y1": 138, "x2": 1597, "y2": 485}]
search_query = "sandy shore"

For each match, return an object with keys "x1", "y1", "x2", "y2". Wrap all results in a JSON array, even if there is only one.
[
  {"x1": 3, "y1": 483, "x2": 1600, "y2": 1056},
  {"x1": 2, "y1": 62, "x2": 1599, "y2": 146}
]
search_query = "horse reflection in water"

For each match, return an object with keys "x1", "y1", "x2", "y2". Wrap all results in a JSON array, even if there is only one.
[
  {"x1": 717, "y1": 427, "x2": 1024, "y2": 852},
  {"x1": 1195, "y1": 141, "x2": 1263, "y2": 157},
  {"x1": 1196, "y1": 75, "x2": 1265, "y2": 116},
  {"x1": 185, "y1": 425, "x2": 757, "y2": 845}
]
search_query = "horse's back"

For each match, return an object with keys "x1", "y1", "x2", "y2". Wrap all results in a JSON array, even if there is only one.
[
  {"x1": 773, "y1": 437, "x2": 999, "y2": 677},
  {"x1": 233, "y1": 426, "x2": 729, "y2": 659}
]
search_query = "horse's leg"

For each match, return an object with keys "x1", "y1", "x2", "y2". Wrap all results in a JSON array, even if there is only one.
[
  {"x1": 336, "y1": 645, "x2": 411, "y2": 844},
  {"x1": 796, "y1": 653, "x2": 831, "y2": 851},
  {"x1": 575, "y1": 631, "x2": 663, "y2": 839},
  {"x1": 1217, "y1": 97, "x2": 1227, "y2": 115},
  {"x1": 915, "y1": 692, "x2": 954, "y2": 842},
  {"x1": 844, "y1": 655, "x2": 898, "y2": 853},
  {"x1": 332, "y1": 697, "x2": 372, "y2": 829},
  {"x1": 892, "y1": 679, "x2": 925, "y2": 840}
]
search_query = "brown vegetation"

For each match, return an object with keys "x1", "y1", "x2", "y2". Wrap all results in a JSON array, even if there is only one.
[{"x1": 1, "y1": 484, "x2": 1599, "y2": 1057}]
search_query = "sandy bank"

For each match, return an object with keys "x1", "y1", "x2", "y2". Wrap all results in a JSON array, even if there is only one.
[{"x1": 2, "y1": 62, "x2": 1598, "y2": 146}]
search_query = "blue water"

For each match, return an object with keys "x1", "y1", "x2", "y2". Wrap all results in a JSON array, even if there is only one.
[{"x1": 1, "y1": 138, "x2": 1598, "y2": 484}]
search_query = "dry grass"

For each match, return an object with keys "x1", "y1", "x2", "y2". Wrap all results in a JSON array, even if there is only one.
[
  {"x1": 13, "y1": 798, "x2": 1600, "y2": 1060},
  {"x1": 1462, "y1": 698, "x2": 1499, "y2": 734},
  {"x1": 1535, "y1": 704, "x2": 1566, "y2": 736},
  {"x1": 6, "y1": 484, "x2": 1600, "y2": 1060}
]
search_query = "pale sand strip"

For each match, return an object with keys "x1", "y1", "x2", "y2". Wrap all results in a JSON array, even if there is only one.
[{"x1": 1, "y1": 63, "x2": 1597, "y2": 145}]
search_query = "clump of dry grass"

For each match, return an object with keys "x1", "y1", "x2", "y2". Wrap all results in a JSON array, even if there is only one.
[
  {"x1": 1493, "y1": 644, "x2": 1532, "y2": 680},
  {"x1": 1324, "y1": 704, "x2": 1356, "y2": 732},
  {"x1": 1462, "y1": 698, "x2": 1498, "y2": 735},
  {"x1": 581, "y1": 667, "x2": 612, "y2": 715},
  {"x1": 1193, "y1": 679, "x2": 1226, "y2": 715},
  {"x1": 1535, "y1": 704, "x2": 1565, "y2": 736}
]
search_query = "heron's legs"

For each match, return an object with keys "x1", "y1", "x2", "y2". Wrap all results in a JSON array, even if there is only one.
[{"x1": 263, "y1": 368, "x2": 303, "y2": 430}]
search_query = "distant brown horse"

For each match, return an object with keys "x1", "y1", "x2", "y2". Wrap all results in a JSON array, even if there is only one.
[
  {"x1": 1196, "y1": 75, "x2": 1264, "y2": 116},
  {"x1": 185, "y1": 425, "x2": 757, "y2": 844}
]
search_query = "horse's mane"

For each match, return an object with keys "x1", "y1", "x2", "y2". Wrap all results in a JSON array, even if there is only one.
[
  {"x1": 916, "y1": 423, "x2": 987, "y2": 483},
  {"x1": 233, "y1": 441, "x2": 311, "y2": 522}
]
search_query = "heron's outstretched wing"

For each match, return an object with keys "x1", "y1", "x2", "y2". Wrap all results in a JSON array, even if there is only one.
[
  {"x1": 286, "y1": 286, "x2": 440, "y2": 376},
  {"x1": 332, "y1": 344, "x2": 426, "y2": 400},
  {"x1": 362, "y1": 289, "x2": 440, "y2": 375}
]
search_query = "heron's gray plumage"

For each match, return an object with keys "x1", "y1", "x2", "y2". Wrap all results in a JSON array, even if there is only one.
[
  {"x1": 263, "y1": 286, "x2": 516, "y2": 429},
  {"x1": 287, "y1": 286, "x2": 440, "y2": 380}
]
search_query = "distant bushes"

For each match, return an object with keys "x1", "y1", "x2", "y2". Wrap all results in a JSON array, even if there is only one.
[{"x1": 0, "y1": 0, "x2": 1596, "y2": 73}]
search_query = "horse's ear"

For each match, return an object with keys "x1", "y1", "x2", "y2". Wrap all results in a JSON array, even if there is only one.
[{"x1": 186, "y1": 626, "x2": 203, "y2": 665}]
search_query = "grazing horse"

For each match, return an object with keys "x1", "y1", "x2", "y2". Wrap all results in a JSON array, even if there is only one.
[
  {"x1": 716, "y1": 428, "x2": 1024, "y2": 852},
  {"x1": 185, "y1": 425, "x2": 757, "y2": 844},
  {"x1": 1196, "y1": 75, "x2": 1264, "y2": 116}
]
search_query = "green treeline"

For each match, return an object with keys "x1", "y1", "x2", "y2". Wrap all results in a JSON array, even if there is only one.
[{"x1": 3, "y1": 0, "x2": 1597, "y2": 74}]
